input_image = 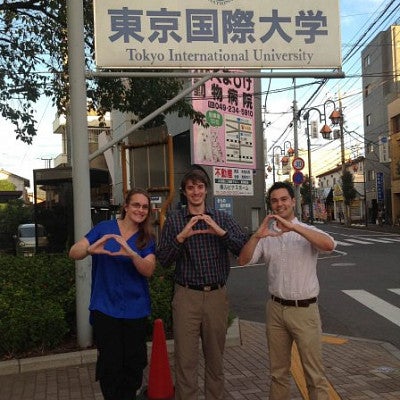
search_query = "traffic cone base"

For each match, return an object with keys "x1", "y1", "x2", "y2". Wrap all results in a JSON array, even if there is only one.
[{"x1": 146, "y1": 319, "x2": 175, "y2": 400}]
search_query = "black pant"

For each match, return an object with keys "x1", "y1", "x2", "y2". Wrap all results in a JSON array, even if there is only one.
[{"x1": 92, "y1": 311, "x2": 148, "y2": 400}]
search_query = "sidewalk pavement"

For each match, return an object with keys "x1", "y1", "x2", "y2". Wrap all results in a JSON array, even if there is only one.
[
  {"x1": 1, "y1": 320, "x2": 400, "y2": 399},
  {"x1": 326, "y1": 220, "x2": 400, "y2": 235}
]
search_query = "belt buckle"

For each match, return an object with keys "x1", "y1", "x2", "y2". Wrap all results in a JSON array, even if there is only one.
[{"x1": 203, "y1": 285, "x2": 212, "y2": 291}]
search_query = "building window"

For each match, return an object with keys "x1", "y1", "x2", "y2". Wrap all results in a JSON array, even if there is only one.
[
  {"x1": 365, "y1": 84, "x2": 370, "y2": 97},
  {"x1": 367, "y1": 142, "x2": 374, "y2": 153},
  {"x1": 367, "y1": 170, "x2": 375, "y2": 181},
  {"x1": 391, "y1": 114, "x2": 400, "y2": 134},
  {"x1": 366, "y1": 114, "x2": 371, "y2": 126},
  {"x1": 364, "y1": 54, "x2": 370, "y2": 67}
]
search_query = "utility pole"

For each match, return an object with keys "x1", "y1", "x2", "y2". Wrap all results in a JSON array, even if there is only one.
[
  {"x1": 292, "y1": 79, "x2": 302, "y2": 220},
  {"x1": 67, "y1": 0, "x2": 93, "y2": 348},
  {"x1": 339, "y1": 97, "x2": 347, "y2": 226}
]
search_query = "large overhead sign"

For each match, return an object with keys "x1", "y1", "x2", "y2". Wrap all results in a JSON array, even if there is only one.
[{"x1": 93, "y1": 0, "x2": 341, "y2": 69}]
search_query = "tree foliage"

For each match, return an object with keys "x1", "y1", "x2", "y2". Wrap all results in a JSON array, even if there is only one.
[
  {"x1": 0, "y1": 199, "x2": 32, "y2": 234},
  {"x1": 0, "y1": 180, "x2": 16, "y2": 191},
  {"x1": 341, "y1": 170, "x2": 357, "y2": 206},
  {"x1": 0, "y1": 1, "x2": 203, "y2": 144},
  {"x1": 300, "y1": 175, "x2": 311, "y2": 205}
]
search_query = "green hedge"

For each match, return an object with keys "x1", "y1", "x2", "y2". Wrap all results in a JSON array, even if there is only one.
[{"x1": 0, "y1": 254, "x2": 174, "y2": 358}]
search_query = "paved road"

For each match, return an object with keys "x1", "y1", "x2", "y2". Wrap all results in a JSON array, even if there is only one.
[{"x1": 228, "y1": 223, "x2": 400, "y2": 348}]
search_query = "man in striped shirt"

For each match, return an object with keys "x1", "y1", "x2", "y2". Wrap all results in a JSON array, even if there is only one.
[{"x1": 157, "y1": 167, "x2": 247, "y2": 400}]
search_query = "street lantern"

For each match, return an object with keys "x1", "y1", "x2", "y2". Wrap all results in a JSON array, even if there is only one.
[
  {"x1": 320, "y1": 124, "x2": 333, "y2": 140},
  {"x1": 287, "y1": 147, "x2": 295, "y2": 157},
  {"x1": 329, "y1": 109, "x2": 343, "y2": 126},
  {"x1": 281, "y1": 156, "x2": 290, "y2": 166},
  {"x1": 271, "y1": 140, "x2": 293, "y2": 183}
]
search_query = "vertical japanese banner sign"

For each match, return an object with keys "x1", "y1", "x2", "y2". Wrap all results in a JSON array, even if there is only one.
[
  {"x1": 192, "y1": 73, "x2": 255, "y2": 170},
  {"x1": 376, "y1": 172, "x2": 384, "y2": 203}
]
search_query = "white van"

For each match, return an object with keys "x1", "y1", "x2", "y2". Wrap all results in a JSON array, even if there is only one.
[{"x1": 14, "y1": 223, "x2": 49, "y2": 256}]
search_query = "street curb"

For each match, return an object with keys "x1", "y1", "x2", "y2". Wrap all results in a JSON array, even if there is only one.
[{"x1": 0, "y1": 317, "x2": 241, "y2": 376}]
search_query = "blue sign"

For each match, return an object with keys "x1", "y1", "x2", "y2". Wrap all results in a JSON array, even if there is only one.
[
  {"x1": 214, "y1": 197, "x2": 233, "y2": 216},
  {"x1": 292, "y1": 171, "x2": 304, "y2": 185},
  {"x1": 376, "y1": 172, "x2": 384, "y2": 202}
]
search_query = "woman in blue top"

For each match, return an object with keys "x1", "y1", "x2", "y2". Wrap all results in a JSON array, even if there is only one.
[{"x1": 69, "y1": 188, "x2": 156, "y2": 400}]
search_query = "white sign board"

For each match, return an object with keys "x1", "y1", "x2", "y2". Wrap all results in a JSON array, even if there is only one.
[
  {"x1": 94, "y1": 0, "x2": 341, "y2": 69},
  {"x1": 213, "y1": 167, "x2": 254, "y2": 196}
]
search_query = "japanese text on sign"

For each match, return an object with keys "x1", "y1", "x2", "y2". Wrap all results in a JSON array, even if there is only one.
[
  {"x1": 193, "y1": 72, "x2": 255, "y2": 169},
  {"x1": 213, "y1": 167, "x2": 254, "y2": 196},
  {"x1": 94, "y1": 0, "x2": 341, "y2": 69}
]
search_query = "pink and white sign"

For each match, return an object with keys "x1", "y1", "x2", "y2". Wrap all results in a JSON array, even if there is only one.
[{"x1": 192, "y1": 72, "x2": 255, "y2": 169}]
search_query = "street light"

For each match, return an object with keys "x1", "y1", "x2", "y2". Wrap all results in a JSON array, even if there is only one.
[
  {"x1": 271, "y1": 141, "x2": 294, "y2": 183},
  {"x1": 303, "y1": 108, "x2": 332, "y2": 224}
]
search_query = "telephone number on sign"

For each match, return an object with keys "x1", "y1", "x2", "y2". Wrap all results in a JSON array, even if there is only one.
[{"x1": 208, "y1": 101, "x2": 254, "y2": 117}]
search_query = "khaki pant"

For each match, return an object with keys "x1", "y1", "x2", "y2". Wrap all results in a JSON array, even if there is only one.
[
  {"x1": 172, "y1": 284, "x2": 229, "y2": 400},
  {"x1": 266, "y1": 299, "x2": 330, "y2": 400}
]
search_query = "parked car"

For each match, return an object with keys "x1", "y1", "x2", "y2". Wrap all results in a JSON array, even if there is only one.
[{"x1": 14, "y1": 223, "x2": 49, "y2": 256}]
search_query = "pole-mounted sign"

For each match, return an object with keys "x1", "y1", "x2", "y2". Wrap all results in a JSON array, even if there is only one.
[
  {"x1": 292, "y1": 157, "x2": 305, "y2": 171},
  {"x1": 293, "y1": 171, "x2": 305, "y2": 185}
]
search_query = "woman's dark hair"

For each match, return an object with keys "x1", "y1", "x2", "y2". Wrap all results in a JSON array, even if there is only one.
[
  {"x1": 120, "y1": 188, "x2": 154, "y2": 249},
  {"x1": 180, "y1": 166, "x2": 211, "y2": 192}
]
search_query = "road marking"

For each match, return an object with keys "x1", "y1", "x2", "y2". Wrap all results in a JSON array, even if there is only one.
[
  {"x1": 358, "y1": 237, "x2": 395, "y2": 243},
  {"x1": 342, "y1": 290, "x2": 400, "y2": 327},
  {"x1": 334, "y1": 240, "x2": 353, "y2": 246},
  {"x1": 331, "y1": 262, "x2": 356, "y2": 267},
  {"x1": 388, "y1": 288, "x2": 400, "y2": 295},
  {"x1": 291, "y1": 342, "x2": 342, "y2": 400},
  {"x1": 322, "y1": 335, "x2": 348, "y2": 345},
  {"x1": 344, "y1": 238, "x2": 374, "y2": 244}
]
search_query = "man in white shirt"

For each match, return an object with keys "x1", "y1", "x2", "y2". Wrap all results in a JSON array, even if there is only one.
[{"x1": 238, "y1": 181, "x2": 336, "y2": 400}]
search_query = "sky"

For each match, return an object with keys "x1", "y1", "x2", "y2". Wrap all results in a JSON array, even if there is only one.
[
  {"x1": 263, "y1": 0, "x2": 399, "y2": 182},
  {"x1": 0, "y1": 96, "x2": 60, "y2": 186},
  {"x1": 0, "y1": 0, "x2": 398, "y2": 188}
]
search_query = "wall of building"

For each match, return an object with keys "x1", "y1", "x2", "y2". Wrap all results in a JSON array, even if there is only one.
[
  {"x1": 389, "y1": 97, "x2": 400, "y2": 225},
  {"x1": 362, "y1": 25, "x2": 400, "y2": 222}
]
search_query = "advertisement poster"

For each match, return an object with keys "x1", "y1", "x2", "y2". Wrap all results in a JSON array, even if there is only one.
[
  {"x1": 192, "y1": 72, "x2": 255, "y2": 169},
  {"x1": 213, "y1": 166, "x2": 253, "y2": 196}
]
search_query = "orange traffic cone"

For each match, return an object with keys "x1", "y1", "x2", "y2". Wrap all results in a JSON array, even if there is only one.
[{"x1": 146, "y1": 319, "x2": 175, "y2": 400}]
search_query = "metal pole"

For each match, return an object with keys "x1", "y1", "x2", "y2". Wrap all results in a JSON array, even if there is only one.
[
  {"x1": 272, "y1": 148, "x2": 276, "y2": 183},
  {"x1": 89, "y1": 75, "x2": 211, "y2": 160},
  {"x1": 292, "y1": 79, "x2": 302, "y2": 220},
  {"x1": 67, "y1": 0, "x2": 93, "y2": 347},
  {"x1": 306, "y1": 124, "x2": 314, "y2": 224},
  {"x1": 339, "y1": 97, "x2": 347, "y2": 226}
]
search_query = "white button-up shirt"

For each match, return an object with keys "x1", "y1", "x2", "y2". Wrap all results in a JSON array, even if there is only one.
[{"x1": 249, "y1": 218, "x2": 336, "y2": 300}]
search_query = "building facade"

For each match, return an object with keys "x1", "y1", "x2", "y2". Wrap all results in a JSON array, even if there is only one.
[
  {"x1": 361, "y1": 24, "x2": 400, "y2": 223},
  {"x1": 317, "y1": 157, "x2": 366, "y2": 224}
]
